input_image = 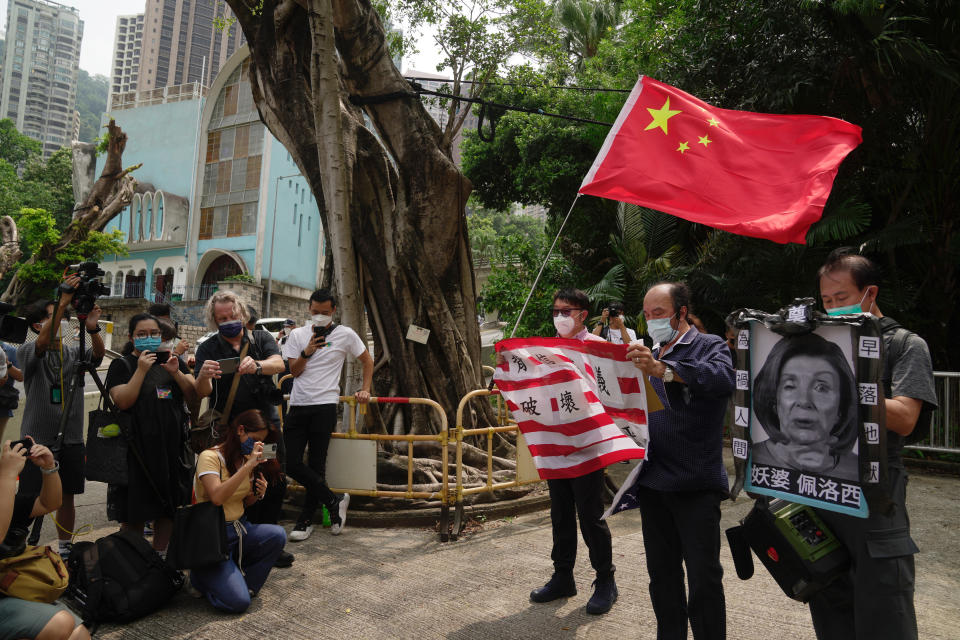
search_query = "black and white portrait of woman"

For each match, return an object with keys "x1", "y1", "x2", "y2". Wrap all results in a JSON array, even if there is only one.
[{"x1": 751, "y1": 332, "x2": 860, "y2": 481}]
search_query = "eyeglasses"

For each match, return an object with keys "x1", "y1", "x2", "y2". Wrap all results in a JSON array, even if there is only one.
[
  {"x1": 550, "y1": 308, "x2": 583, "y2": 318},
  {"x1": 133, "y1": 331, "x2": 162, "y2": 339}
]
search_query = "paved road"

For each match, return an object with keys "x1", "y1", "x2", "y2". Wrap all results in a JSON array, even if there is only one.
[{"x1": 37, "y1": 460, "x2": 960, "y2": 640}]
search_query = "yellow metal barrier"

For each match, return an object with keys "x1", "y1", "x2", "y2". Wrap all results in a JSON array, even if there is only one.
[
  {"x1": 277, "y1": 375, "x2": 454, "y2": 538},
  {"x1": 451, "y1": 387, "x2": 542, "y2": 539}
]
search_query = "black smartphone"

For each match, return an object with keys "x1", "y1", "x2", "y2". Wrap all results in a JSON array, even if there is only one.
[
  {"x1": 9, "y1": 437, "x2": 32, "y2": 452},
  {"x1": 154, "y1": 351, "x2": 170, "y2": 365},
  {"x1": 217, "y1": 357, "x2": 240, "y2": 374}
]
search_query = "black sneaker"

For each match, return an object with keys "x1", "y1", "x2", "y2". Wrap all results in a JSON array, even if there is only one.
[
  {"x1": 274, "y1": 550, "x2": 294, "y2": 568},
  {"x1": 530, "y1": 572, "x2": 577, "y2": 603},
  {"x1": 289, "y1": 519, "x2": 314, "y2": 542}
]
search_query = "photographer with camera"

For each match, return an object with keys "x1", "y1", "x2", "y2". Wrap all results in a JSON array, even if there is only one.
[
  {"x1": 281, "y1": 289, "x2": 372, "y2": 541},
  {"x1": 104, "y1": 313, "x2": 197, "y2": 554},
  {"x1": 0, "y1": 340, "x2": 22, "y2": 436},
  {"x1": 193, "y1": 291, "x2": 293, "y2": 568},
  {"x1": 148, "y1": 303, "x2": 190, "y2": 363},
  {"x1": 0, "y1": 438, "x2": 91, "y2": 640},
  {"x1": 592, "y1": 301, "x2": 637, "y2": 345},
  {"x1": 18, "y1": 274, "x2": 104, "y2": 559}
]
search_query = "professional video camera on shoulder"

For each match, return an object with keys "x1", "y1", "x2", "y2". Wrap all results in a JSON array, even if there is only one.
[{"x1": 63, "y1": 261, "x2": 111, "y2": 316}]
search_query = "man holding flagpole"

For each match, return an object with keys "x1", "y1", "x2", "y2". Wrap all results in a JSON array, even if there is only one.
[
  {"x1": 520, "y1": 288, "x2": 620, "y2": 615},
  {"x1": 626, "y1": 282, "x2": 734, "y2": 640}
]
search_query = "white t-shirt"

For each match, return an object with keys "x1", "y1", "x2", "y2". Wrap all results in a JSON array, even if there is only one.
[
  {"x1": 606, "y1": 326, "x2": 637, "y2": 345},
  {"x1": 282, "y1": 324, "x2": 367, "y2": 405}
]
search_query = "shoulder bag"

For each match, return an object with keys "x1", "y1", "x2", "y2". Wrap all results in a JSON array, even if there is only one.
[{"x1": 167, "y1": 454, "x2": 229, "y2": 570}]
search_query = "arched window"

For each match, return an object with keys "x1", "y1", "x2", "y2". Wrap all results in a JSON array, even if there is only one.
[
  {"x1": 131, "y1": 196, "x2": 141, "y2": 243},
  {"x1": 155, "y1": 193, "x2": 164, "y2": 238},
  {"x1": 199, "y1": 58, "x2": 263, "y2": 240},
  {"x1": 124, "y1": 269, "x2": 137, "y2": 298},
  {"x1": 143, "y1": 194, "x2": 153, "y2": 241},
  {"x1": 102, "y1": 272, "x2": 113, "y2": 296},
  {"x1": 113, "y1": 271, "x2": 124, "y2": 297}
]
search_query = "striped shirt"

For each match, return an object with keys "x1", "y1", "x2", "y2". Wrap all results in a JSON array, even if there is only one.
[
  {"x1": 637, "y1": 327, "x2": 734, "y2": 494},
  {"x1": 18, "y1": 340, "x2": 102, "y2": 445}
]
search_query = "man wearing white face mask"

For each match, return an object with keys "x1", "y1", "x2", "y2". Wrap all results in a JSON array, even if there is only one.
[
  {"x1": 626, "y1": 282, "x2": 734, "y2": 640},
  {"x1": 526, "y1": 288, "x2": 620, "y2": 616},
  {"x1": 281, "y1": 289, "x2": 373, "y2": 541}
]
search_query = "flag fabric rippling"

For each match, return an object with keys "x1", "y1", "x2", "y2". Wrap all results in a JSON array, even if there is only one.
[{"x1": 494, "y1": 338, "x2": 648, "y2": 480}]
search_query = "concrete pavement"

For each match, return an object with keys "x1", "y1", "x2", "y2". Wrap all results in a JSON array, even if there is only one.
[{"x1": 38, "y1": 461, "x2": 960, "y2": 639}]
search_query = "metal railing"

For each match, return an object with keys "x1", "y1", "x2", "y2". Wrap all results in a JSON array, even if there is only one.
[{"x1": 907, "y1": 372, "x2": 960, "y2": 453}]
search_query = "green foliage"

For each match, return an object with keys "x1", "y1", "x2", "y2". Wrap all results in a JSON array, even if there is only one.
[
  {"x1": 223, "y1": 272, "x2": 255, "y2": 283},
  {"x1": 0, "y1": 119, "x2": 41, "y2": 169},
  {"x1": 11, "y1": 208, "x2": 127, "y2": 286},
  {"x1": 467, "y1": 204, "x2": 545, "y2": 261},
  {"x1": 76, "y1": 70, "x2": 108, "y2": 143},
  {"x1": 480, "y1": 232, "x2": 584, "y2": 337}
]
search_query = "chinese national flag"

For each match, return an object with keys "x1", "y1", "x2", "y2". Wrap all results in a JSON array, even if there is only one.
[{"x1": 578, "y1": 77, "x2": 862, "y2": 244}]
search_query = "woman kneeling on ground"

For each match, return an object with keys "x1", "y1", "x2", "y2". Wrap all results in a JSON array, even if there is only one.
[{"x1": 190, "y1": 409, "x2": 287, "y2": 613}]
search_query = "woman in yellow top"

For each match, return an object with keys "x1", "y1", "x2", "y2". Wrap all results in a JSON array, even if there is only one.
[{"x1": 189, "y1": 409, "x2": 287, "y2": 613}]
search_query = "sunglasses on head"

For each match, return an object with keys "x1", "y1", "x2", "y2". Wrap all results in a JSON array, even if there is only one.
[{"x1": 550, "y1": 308, "x2": 583, "y2": 317}]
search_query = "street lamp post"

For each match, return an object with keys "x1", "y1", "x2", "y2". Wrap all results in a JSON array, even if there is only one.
[{"x1": 265, "y1": 173, "x2": 302, "y2": 316}]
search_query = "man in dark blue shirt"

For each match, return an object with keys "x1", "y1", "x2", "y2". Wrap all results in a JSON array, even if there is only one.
[{"x1": 627, "y1": 282, "x2": 734, "y2": 640}]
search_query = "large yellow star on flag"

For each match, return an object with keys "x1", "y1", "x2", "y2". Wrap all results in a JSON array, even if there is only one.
[{"x1": 645, "y1": 98, "x2": 682, "y2": 135}]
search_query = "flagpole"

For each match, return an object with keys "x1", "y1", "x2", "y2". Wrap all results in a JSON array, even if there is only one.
[{"x1": 509, "y1": 194, "x2": 581, "y2": 339}]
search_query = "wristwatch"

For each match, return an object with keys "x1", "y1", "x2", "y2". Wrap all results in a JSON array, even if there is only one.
[
  {"x1": 300, "y1": 350, "x2": 312, "y2": 359},
  {"x1": 86, "y1": 325, "x2": 101, "y2": 334},
  {"x1": 40, "y1": 461, "x2": 60, "y2": 475},
  {"x1": 255, "y1": 361, "x2": 263, "y2": 376},
  {"x1": 662, "y1": 365, "x2": 675, "y2": 383}
]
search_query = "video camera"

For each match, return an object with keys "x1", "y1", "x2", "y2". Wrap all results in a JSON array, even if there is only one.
[
  {"x1": 66, "y1": 261, "x2": 111, "y2": 316},
  {"x1": 0, "y1": 301, "x2": 28, "y2": 344}
]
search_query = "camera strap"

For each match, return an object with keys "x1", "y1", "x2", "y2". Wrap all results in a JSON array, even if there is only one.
[{"x1": 222, "y1": 342, "x2": 249, "y2": 420}]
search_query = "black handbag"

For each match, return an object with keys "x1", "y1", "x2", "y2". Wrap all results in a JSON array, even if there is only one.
[
  {"x1": 166, "y1": 501, "x2": 229, "y2": 570},
  {"x1": 84, "y1": 404, "x2": 131, "y2": 485},
  {"x1": 0, "y1": 384, "x2": 19, "y2": 411}
]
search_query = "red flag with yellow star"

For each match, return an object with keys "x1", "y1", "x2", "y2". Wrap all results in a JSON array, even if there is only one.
[{"x1": 578, "y1": 76, "x2": 862, "y2": 244}]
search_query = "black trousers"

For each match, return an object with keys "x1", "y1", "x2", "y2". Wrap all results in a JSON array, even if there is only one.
[
  {"x1": 636, "y1": 485, "x2": 726, "y2": 640},
  {"x1": 808, "y1": 465, "x2": 918, "y2": 640},
  {"x1": 283, "y1": 404, "x2": 339, "y2": 522},
  {"x1": 547, "y1": 468, "x2": 614, "y2": 578}
]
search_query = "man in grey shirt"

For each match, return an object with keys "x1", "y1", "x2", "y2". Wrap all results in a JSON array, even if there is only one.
[
  {"x1": 18, "y1": 274, "x2": 104, "y2": 558},
  {"x1": 812, "y1": 249, "x2": 937, "y2": 640}
]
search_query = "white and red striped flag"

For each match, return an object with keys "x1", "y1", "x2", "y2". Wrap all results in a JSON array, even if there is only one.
[{"x1": 494, "y1": 338, "x2": 650, "y2": 480}]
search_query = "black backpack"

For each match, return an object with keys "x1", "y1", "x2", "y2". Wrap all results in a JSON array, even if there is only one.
[{"x1": 65, "y1": 529, "x2": 183, "y2": 628}]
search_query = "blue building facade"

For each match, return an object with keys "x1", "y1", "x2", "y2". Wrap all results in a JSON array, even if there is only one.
[{"x1": 97, "y1": 46, "x2": 324, "y2": 311}]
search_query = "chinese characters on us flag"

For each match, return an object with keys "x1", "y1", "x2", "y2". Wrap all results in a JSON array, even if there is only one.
[{"x1": 494, "y1": 337, "x2": 657, "y2": 480}]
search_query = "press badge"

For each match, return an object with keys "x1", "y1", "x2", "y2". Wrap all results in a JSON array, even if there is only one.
[
  {"x1": 50, "y1": 385, "x2": 62, "y2": 404},
  {"x1": 156, "y1": 386, "x2": 172, "y2": 400}
]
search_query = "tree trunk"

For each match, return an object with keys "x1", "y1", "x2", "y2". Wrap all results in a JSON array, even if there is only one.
[
  {"x1": 228, "y1": 0, "x2": 497, "y2": 435},
  {"x1": 2, "y1": 120, "x2": 139, "y2": 305}
]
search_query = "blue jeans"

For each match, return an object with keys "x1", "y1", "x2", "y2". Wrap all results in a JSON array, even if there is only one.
[{"x1": 190, "y1": 518, "x2": 286, "y2": 613}]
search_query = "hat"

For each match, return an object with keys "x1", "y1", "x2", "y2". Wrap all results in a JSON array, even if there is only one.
[{"x1": 283, "y1": 318, "x2": 296, "y2": 327}]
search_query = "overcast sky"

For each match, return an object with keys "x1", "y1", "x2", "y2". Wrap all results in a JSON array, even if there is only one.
[{"x1": 0, "y1": 0, "x2": 443, "y2": 78}]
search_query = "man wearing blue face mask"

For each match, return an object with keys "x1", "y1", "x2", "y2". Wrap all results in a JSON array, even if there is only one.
[
  {"x1": 194, "y1": 290, "x2": 294, "y2": 568},
  {"x1": 808, "y1": 248, "x2": 936, "y2": 640},
  {"x1": 625, "y1": 282, "x2": 734, "y2": 640}
]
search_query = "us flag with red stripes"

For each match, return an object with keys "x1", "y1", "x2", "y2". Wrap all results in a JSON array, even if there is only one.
[{"x1": 494, "y1": 337, "x2": 648, "y2": 480}]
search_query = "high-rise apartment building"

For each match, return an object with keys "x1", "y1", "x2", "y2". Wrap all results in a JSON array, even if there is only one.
[
  {"x1": 0, "y1": 0, "x2": 83, "y2": 157},
  {"x1": 137, "y1": 0, "x2": 243, "y2": 93},
  {"x1": 109, "y1": 13, "x2": 144, "y2": 105}
]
